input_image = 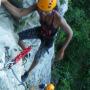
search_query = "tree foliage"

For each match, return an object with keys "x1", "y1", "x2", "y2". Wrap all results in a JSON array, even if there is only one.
[{"x1": 52, "y1": 0, "x2": 90, "y2": 90}]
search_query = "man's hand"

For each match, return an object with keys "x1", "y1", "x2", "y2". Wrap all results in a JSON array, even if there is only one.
[{"x1": 55, "y1": 48, "x2": 65, "y2": 61}]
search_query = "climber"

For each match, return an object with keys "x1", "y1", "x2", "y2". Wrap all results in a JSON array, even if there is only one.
[{"x1": 1, "y1": 0, "x2": 73, "y2": 81}]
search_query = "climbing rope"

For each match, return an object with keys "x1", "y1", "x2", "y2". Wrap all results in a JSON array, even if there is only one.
[
  {"x1": 11, "y1": 68, "x2": 26, "y2": 87},
  {"x1": 0, "y1": 46, "x2": 32, "y2": 87}
]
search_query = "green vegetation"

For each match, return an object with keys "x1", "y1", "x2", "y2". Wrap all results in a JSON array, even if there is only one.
[{"x1": 52, "y1": 0, "x2": 90, "y2": 90}]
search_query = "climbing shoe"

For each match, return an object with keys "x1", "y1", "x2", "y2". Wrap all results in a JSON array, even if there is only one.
[{"x1": 21, "y1": 71, "x2": 29, "y2": 82}]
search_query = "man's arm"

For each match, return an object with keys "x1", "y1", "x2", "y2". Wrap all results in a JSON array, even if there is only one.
[
  {"x1": 59, "y1": 16, "x2": 73, "y2": 51},
  {"x1": 2, "y1": 0, "x2": 37, "y2": 18},
  {"x1": 55, "y1": 13, "x2": 73, "y2": 60}
]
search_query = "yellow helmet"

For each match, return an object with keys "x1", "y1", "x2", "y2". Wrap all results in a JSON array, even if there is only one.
[
  {"x1": 37, "y1": 0, "x2": 57, "y2": 12},
  {"x1": 46, "y1": 83, "x2": 55, "y2": 90}
]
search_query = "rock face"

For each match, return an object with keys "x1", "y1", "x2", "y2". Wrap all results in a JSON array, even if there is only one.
[{"x1": 0, "y1": 0, "x2": 68, "y2": 90}]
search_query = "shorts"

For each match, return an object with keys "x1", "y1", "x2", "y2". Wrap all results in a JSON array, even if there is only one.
[{"x1": 18, "y1": 27, "x2": 53, "y2": 60}]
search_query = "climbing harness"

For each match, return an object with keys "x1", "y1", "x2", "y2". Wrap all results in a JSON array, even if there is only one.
[{"x1": 40, "y1": 10, "x2": 57, "y2": 39}]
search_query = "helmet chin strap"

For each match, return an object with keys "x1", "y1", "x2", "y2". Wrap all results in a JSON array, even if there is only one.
[{"x1": 41, "y1": 11, "x2": 52, "y2": 16}]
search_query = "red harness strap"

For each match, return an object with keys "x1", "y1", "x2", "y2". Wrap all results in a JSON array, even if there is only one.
[{"x1": 41, "y1": 27, "x2": 52, "y2": 38}]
